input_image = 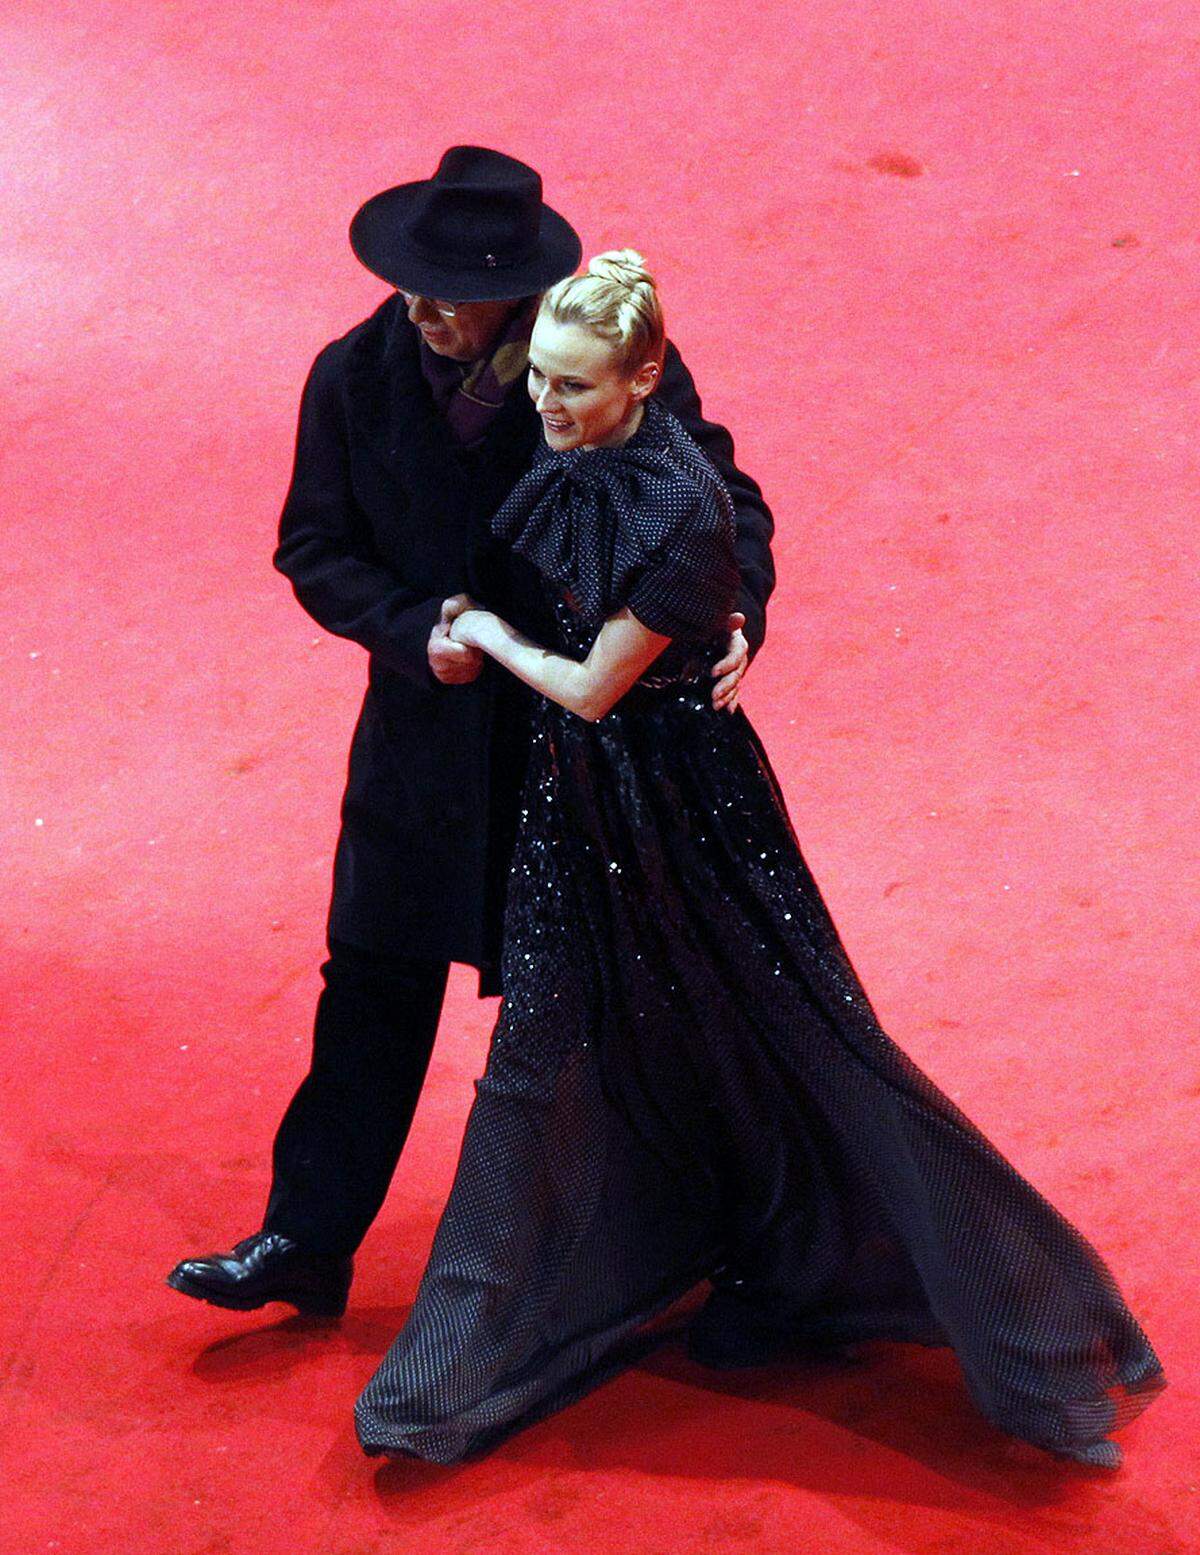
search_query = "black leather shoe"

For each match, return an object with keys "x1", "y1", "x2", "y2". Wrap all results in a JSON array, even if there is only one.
[{"x1": 166, "y1": 1232, "x2": 353, "y2": 1317}]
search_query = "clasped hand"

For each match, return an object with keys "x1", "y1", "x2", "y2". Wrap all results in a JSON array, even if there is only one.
[
  {"x1": 427, "y1": 593, "x2": 750, "y2": 712},
  {"x1": 426, "y1": 594, "x2": 486, "y2": 684},
  {"x1": 444, "y1": 593, "x2": 490, "y2": 648}
]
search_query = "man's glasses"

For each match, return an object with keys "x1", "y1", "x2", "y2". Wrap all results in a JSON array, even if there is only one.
[{"x1": 397, "y1": 290, "x2": 458, "y2": 318}]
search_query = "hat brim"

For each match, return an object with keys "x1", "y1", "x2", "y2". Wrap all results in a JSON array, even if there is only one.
[{"x1": 349, "y1": 180, "x2": 582, "y2": 302}]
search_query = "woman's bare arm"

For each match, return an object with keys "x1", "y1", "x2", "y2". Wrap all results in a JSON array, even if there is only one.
[{"x1": 448, "y1": 601, "x2": 668, "y2": 723}]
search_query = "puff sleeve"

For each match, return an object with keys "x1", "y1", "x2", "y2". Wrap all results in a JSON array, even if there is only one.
[
  {"x1": 624, "y1": 483, "x2": 739, "y2": 641},
  {"x1": 489, "y1": 400, "x2": 741, "y2": 643}
]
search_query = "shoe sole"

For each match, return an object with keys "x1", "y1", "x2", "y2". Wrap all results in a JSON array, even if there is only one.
[{"x1": 164, "y1": 1269, "x2": 347, "y2": 1318}]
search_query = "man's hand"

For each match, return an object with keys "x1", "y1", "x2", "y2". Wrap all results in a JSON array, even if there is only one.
[
  {"x1": 711, "y1": 611, "x2": 749, "y2": 713},
  {"x1": 428, "y1": 594, "x2": 484, "y2": 685}
]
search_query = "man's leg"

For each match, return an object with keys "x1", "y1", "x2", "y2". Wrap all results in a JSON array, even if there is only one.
[
  {"x1": 167, "y1": 940, "x2": 450, "y2": 1314},
  {"x1": 263, "y1": 940, "x2": 451, "y2": 1256}
]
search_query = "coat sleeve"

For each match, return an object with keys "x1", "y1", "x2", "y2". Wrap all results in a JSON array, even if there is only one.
[
  {"x1": 272, "y1": 344, "x2": 442, "y2": 688},
  {"x1": 655, "y1": 341, "x2": 776, "y2": 658}
]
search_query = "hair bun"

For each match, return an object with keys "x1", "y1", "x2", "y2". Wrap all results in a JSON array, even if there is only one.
[
  {"x1": 540, "y1": 248, "x2": 665, "y2": 373},
  {"x1": 586, "y1": 248, "x2": 653, "y2": 292}
]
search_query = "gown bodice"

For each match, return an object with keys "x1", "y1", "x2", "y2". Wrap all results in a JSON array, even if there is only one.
[{"x1": 489, "y1": 397, "x2": 741, "y2": 684}]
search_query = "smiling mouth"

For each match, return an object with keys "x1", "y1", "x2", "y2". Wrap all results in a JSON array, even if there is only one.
[{"x1": 543, "y1": 416, "x2": 574, "y2": 432}]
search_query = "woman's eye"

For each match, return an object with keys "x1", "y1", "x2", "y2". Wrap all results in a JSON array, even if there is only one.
[{"x1": 529, "y1": 367, "x2": 544, "y2": 382}]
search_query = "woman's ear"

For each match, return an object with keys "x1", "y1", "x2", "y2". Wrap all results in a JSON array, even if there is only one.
[{"x1": 630, "y1": 359, "x2": 661, "y2": 401}]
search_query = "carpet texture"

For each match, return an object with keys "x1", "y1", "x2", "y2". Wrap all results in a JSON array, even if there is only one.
[{"x1": 2, "y1": 2, "x2": 1196, "y2": 1551}]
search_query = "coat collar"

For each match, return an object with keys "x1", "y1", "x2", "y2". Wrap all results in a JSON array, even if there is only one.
[
  {"x1": 343, "y1": 294, "x2": 538, "y2": 501},
  {"x1": 343, "y1": 294, "x2": 454, "y2": 487}
]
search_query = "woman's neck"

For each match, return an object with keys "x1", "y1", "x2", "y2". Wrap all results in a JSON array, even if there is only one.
[{"x1": 586, "y1": 400, "x2": 645, "y2": 451}]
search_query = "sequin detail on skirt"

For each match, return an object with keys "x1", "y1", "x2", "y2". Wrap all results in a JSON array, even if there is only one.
[{"x1": 355, "y1": 687, "x2": 1164, "y2": 1463}]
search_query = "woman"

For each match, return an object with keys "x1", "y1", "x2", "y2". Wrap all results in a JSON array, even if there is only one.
[{"x1": 354, "y1": 251, "x2": 1164, "y2": 1467}]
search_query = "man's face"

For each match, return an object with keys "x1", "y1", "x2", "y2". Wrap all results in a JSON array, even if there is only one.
[{"x1": 399, "y1": 290, "x2": 523, "y2": 361}]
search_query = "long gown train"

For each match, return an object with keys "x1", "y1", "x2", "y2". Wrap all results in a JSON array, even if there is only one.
[{"x1": 354, "y1": 401, "x2": 1164, "y2": 1464}]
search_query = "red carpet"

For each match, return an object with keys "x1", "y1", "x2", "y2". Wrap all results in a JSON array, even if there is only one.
[{"x1": 2, "y1": 2, "x2": 1196, "y2": 1550}]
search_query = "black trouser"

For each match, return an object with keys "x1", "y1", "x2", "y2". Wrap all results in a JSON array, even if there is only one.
[{"x1": 262, "y1": 939, "x2": 451, "y2": 1258}]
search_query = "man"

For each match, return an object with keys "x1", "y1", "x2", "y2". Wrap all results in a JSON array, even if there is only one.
[{"x1": 167, "y1": 146, "x2": 775, "y2": 1318}]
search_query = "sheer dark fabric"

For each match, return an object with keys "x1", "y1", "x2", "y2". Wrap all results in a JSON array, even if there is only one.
[{"x1": 355, "y1": 400, "x2": 1164, "y2": 1464}]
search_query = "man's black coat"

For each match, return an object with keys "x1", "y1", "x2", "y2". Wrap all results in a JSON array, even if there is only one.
[{"x1": 274, "y1": 293, "x2": 775, "y2": 987}]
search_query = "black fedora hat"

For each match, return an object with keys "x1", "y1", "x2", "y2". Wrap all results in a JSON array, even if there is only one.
[{"x1": 349, "y1": 145, "x2": 582, "y2": 302}]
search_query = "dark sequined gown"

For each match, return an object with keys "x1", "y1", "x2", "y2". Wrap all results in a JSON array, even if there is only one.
[{"x1": 355, "y1": 400, "x2": 1164, "y2": 1465}]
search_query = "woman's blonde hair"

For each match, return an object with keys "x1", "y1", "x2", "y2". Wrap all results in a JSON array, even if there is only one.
[{"x1": 539, "y1": 249, "x2": 665, "y2": 375}]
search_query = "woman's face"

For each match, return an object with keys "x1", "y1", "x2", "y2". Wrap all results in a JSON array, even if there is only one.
[{"x1": 528, "y1": 316, "x2": 656, "y2": 451}]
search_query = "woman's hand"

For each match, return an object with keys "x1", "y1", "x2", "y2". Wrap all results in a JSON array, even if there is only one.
[
  {"x1": 448, "y1": 607, "x2": 496, "y2": 650},
  {"x1": 442, "y1": 593, "x2": 506, "y2": 654},
  {"x1": 427, "y1": 594, "x2": 484, "y2": 685},
  {"x1": 439, "y1": 592, "x2": 477, "y2": 627},
  {"x1": 711, "y1": 612, "x2": 748, "y2": 713}
]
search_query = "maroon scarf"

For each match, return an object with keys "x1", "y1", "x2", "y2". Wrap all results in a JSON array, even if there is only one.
[{"x1": 419, "y1": 303, "x2": 535, "y2": 447}]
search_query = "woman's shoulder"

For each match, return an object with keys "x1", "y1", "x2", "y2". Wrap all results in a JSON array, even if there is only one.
[
  {"x1": 489, "y1": 401, "x2": 734, "y2": 625},
  {"x1": 627, "y1": 401, "x2": 736, "y2": 545}
]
